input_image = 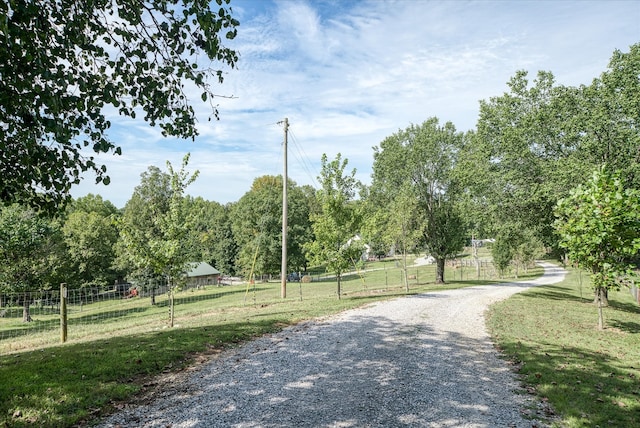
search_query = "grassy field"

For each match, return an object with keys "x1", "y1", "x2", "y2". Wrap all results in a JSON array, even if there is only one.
[
  {"x1": 0, "y1": 253, "x2": 521, "y2": 427},
  {"x1": 487, "y1": 266, "x2": 640, "y2": 427}
]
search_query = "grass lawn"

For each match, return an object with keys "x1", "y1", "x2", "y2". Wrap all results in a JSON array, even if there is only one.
[
  {"x1": 487, "y1": 266, "x2": 640, "y2": 427},
  {"x1": 0, "y1": 256, "x2": 536, "y2": 427}
]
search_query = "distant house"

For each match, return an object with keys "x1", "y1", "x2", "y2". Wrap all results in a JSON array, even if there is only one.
[
  {"x1": 186, "y1": 262, "x2": 221, "y2": 287},
  {"x1": 345, "y1": 234, "x2": 372, "y2": 262}
]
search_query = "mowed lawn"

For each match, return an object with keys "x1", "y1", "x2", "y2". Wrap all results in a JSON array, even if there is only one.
[{"x1": 487, "y1": 266, "x2": 640, "y2": 427}]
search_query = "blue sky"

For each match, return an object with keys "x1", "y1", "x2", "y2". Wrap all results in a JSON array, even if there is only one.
[{"x1": 71, "y1": 0, "x2": 640, "y2": 208}]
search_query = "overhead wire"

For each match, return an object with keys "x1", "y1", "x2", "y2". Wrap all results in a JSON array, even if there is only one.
[{"x1": 288, "y1": 128, "x2": 320, "y2": 190}]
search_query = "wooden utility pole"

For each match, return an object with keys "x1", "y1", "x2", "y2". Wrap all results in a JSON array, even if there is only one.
[{"x1": 281, "y1": 118, "x2": 289, "y2": 299}]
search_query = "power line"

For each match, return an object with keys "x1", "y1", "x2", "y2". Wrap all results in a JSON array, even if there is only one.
[{"x1": 288, "y1": 128, "x2": 320, "y2": 190}]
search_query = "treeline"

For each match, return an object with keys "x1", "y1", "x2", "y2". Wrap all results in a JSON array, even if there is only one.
[{"x1": 1, "y1": 43, "x2": 638, "y2": 316}]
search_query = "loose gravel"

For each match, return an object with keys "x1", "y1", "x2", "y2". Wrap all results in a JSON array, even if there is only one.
[{"x1": 97, "y1": 262, "x2": 566, "y2": 428}]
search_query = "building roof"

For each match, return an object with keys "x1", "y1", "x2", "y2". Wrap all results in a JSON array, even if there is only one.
[{"x1": 186, "y1": 262, "x2": 221, "y2": 277}]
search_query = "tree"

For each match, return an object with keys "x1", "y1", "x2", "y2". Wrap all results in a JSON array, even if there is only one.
[
  {"x1": 117, "y1": 154, "x2": 198, "y2": 315},
  {"x1": 184, "y1": 197, "x2": 238, "y2": 276},
  {"x1": 554, "y1": 166, "x2": 640, "y2": 329},
  {"x1": 567, "y1": 43, "x2": 640, "y2": 190},
  {"x1": 372, "y1": 118, "x2": 466, "y2": 284},
  {"x1": 231, "y1": 176, "x2": 313, "y2": 279},
  {"x1": 491, "y1": 224, "x2": 542, "y2": 278},
  {"x1": 0, "y1": 205, "x2": 67, "y2": 321},
  {"x1": 62, "y1": 195, "x2": 121, "y2": 288},
  {"x1": 0, "y1": 0, "x2": 239, "y2": 213},
  {"x1": 305, "y1": 154, "x2": 363, "y2": 299},
  {"x1": 472, "y1": 44, "x2": 640, "y2": 254},
  {"x1": 474, "y1": 70, "x2": 577, "y2": 251},
  {"x1": 116, "y1": 164, "x2": 171, "y2": 303},
  {"x1": 158, "y1": 155, "x2": 199, "y2": 326},
  {"x1": 364, "y1": 183, "x2": 423, "y2": 291}
]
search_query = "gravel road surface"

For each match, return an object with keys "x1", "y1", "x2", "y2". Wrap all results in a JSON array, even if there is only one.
[{"x1": 98, "y1": 262, "x2": 566, "y2": 428}]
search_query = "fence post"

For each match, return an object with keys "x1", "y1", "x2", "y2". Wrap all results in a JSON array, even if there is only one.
[{"x1": 60, "y1": 283, "x2": 67, "y2": 343}]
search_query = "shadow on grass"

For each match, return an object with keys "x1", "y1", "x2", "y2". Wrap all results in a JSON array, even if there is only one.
[
  {"x1": 524, "y1": 285, "x2": 592, "y2": 303},
  {"x1": 497, "y1": 339, "x2": 640, "y2": 427},
  {"x1": 608, "y1": 299, "x2": 640, "y2": 316},
  {"x1": 608, "y1": 320, "x2": 640, "y2": 334},
  {"x1": 0, "y1": 318, "x2": 289, "y2": 428}
]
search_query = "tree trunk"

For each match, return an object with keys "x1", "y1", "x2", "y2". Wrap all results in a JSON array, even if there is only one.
[
  {"x1": 596, "y1": 287, "x2": 605, "y2": 330},
  {"x1": 402, "y1": 251, "x2": 409, "y2": 292},
  {"x1": 593, "y1": 287, "x2": 609, "y2": 307},
  {"x1": 336, "y1": 273, "x2": 342, "y2": 300},
  {"x1": 435, "y1": 258, "x2": 445, "y2": 284},
  {"x1": 150, "y1": 285, "x2": 156, "y2": 306},
  {"x1": 22, "y1": 296, "x2": 32, "y2": 323}
]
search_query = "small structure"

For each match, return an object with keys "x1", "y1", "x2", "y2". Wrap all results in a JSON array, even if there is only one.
[
  {"x1": 346, "y1": 234, "x2": 372, "y2": 262},
  {"x1": 186, "y1": 262, "x2": 221, "y2": 288}
]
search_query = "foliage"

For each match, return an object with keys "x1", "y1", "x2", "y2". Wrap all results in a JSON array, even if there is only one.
[
  {"x1": 568, "y1": 43, "x2": 640, "y2": 189},
  {"x1": 184, "y1": 197, "x2": 238, "y2": 276},
  {"x1": 372, "y1": 118, "x2": 466, "y2": 283},
  {"x1": 0, "y1": 205, "x2": 67, "y2": 321},
  {"x1": 0, "y1": 0, "x2": 239, "y2": 213},
  {"x1": 471, "y1": 43, "x2": 640, "y2": 254},
  {"x1": 116, "y1": 165, "x2": 171, "y2": 291},
  {"x1": 474, "y1": 70, "x2": 574, "y2": 249},
  {"x1": 117, "y1": 154, "x2": 198, "y2": 306},
  {"x1": 231, "y1": 175, "x2": 313, "y2": 278},
  {"x1": 305, "y1": 154, "x2": 364, "y2": 298},
  {"x1": 363, "y1": 183, "x2": 423, "y2": 291},
  {"x1": 491, "y1": 224, "x2": 544, "y2": 278},
  {"x1": 62, "y1": 195, "x2": 121, "y2": 288},
  {"x1": 554, "y1": 166, "x2": 640, "y2": 328}
]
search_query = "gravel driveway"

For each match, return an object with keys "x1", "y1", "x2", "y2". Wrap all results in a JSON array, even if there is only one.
[{"x1": 98, "y1": 262, "x2": 566, "y2": 428}]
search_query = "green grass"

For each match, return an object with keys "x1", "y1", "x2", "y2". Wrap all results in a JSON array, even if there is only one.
[
  {"x1": 0, "y1": 255, "x2": 537, "y2": 427},
  {"x1": 487, "y1": 266, "x2": 640, "y2": 427}
]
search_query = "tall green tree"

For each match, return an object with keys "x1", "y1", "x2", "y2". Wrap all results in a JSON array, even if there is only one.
[
  {"x1": 372, "y1": 118, "x2": 466, "y2": 283},
  {"x1": 491, "y1": 224, "x2": 543, "y2": 278},
  {"x1": 305, "y1": 154, "x2": 363, "y2": 299},
  {"x1": 159, "y1": 155, "x2": 199, "y2": 325},
  {"x1": 0, "y1": 205, "x2": 67, "y2": 321},
  {"x1": 472, "y1": 43, "x2": 640, "y2": 257},
  {"x1": 554, "y1": 166, "x2": 640, "y2": 329},
  {"x1": 62, "y1": 195, "x2": 121, "y2": 288},
  {"x1": 0, "y1": 0, "x2": 239, "y2": 213},
  {"x1": 184, "y1": 197, "x2": 238, "y2": 276},
  {"x1": 568, "y1": 43, "x2": 640, "y2": 189},
  {"x1": 116, "y1": 164, "x2": 171, "y2": 303},
  {"x1": 118, "y1": 154, "x2": 198, "y2": 321},
  {"x1": 364, "y1": 183, "x2": 423, "y2": 291},
  {"x1": 231, "y1": 176, "x2": 313, "y2": 279},
  {"x1": 474, "y1": 70, "x2": 574, "y2": 250}
]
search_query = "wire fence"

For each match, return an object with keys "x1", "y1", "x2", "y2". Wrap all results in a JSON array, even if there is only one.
[
  {"x1": 0, "y1": 259, "x2": 500, "y2": 355},
  {"x1": 0, "y1": 281, "x2": 245, "y2": 354}
]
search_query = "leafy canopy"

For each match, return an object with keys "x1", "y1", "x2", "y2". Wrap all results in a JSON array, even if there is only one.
[
  {"x1": 554, "y1": 166, "x2": 640, "y2": 291},
  {"x1": 306, "y1": 154, "x2": 363, "y2": 297},
  {"x1": 0, "y1": 0, "x2": 239, "y2": 213}
]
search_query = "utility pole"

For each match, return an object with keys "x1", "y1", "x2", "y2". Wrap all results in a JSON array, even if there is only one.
[{"x1": 280, "y1": 118, "x2": 289, "y2": 299}]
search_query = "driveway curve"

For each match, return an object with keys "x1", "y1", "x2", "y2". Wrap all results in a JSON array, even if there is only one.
[{"x1": 99, "y1": 262, "x2": 566, "y2": 428}]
